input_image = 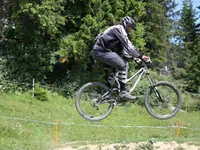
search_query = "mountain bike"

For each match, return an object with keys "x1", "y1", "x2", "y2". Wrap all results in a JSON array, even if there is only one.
[{"x1": 75, "y1": 59, "x2": 182, "y2": 121}]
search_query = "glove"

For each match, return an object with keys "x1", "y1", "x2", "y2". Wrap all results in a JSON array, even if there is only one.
[
  {"x1": 133, "y1": 57, "x2": 142, "y2": 64},
  {"x1": 142, "y1": 55, "x2": 151, "y2": 63}
]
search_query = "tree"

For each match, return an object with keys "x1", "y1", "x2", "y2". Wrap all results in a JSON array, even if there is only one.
[
  {"x1": 189, "y1": 36, "x2": 200, "y2": 92},
  {"x1": 56, "y1": 0, "x2": 146, "y2": 69},
  {"x1": 1, "y1": 0, "x2": 66, "y2": 82},
  {"x1": 140, "y1": 0, "x2": 172, "y2": 68},
  {"x1": 1, "y1": 0, "x2": 146, "y2": 84},
  {"x1": 0, "y1": 0, "x2": 17, "y2": 43},
  {"x1": 173, "y1": 0, "x2": 199, "y2": 92}
]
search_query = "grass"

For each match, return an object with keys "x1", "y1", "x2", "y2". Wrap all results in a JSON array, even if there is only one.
[{"x1": 0, "y1": 91, "x2": 200, "y2": 150}]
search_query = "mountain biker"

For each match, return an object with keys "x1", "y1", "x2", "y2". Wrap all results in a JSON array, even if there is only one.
[{"x1": 92, "y1": 16, "x2": 151, "y2": 100}]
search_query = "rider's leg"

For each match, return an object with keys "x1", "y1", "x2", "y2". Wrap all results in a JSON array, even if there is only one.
[
  {"x1": 92, "y1": 51, "x2": 135, "y2": 99},
  {"x1": 118, "y1": 82, "x2": 136, "y2": 99},
  {"x1": 116, "y1": 63, "x2": 136, "y2": 100},
  {"x1": 104, "y1": 66, "x2": 115, "y2": 88},
  {"x1": 92, "y1": 51, "x2": 125, "y2": 87}
]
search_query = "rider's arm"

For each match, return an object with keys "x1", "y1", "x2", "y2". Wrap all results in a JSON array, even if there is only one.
[{"x1": 110, "y1": 26, "x2": 143, "y2": 58}]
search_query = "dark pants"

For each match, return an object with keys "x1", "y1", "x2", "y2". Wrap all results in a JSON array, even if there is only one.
[
  {"x1": 92, "y1": 50, "x2": 127, "y2": 90},
  {"x1": 92, "y1": 51, "x2": 126, "y2": 71}
]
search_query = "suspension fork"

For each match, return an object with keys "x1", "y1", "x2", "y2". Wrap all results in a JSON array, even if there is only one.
[
  {"x1": 145, "y1": 69, "x2": 164, "y2": 102},
  {"x1": 145, "y1": 68, "x2": 155, "y2": 86}
]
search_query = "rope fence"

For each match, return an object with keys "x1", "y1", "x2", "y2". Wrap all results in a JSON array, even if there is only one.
[
  {"x1": 1, "y1": 115, "x2": 200, "y2": 145},
  {"x1": 1, "y1": 115, "x2": 200, "y2": 130}
]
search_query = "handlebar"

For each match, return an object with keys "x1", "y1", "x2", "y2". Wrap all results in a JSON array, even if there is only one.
[{"x1": 133, "y1": 57, "x2": 152, "y2": 67}]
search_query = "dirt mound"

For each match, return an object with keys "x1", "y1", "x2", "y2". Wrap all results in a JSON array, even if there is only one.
[{"x1": 56, "y1": 141, "x2": 200, "y2": 150}]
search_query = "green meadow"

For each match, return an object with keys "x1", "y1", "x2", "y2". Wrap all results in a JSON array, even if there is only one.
[{"x1": 0, "y1": 92, "x2": 199, "y2": 150}]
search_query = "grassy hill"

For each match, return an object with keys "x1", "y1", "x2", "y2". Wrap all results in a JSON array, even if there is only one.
[{"x1": 0, "y1": 92, "x2": 200, "y2": 150}]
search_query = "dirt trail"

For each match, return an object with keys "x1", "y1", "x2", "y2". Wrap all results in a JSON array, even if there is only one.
[{"x1": 56, "y1": 141, "x2": 200, "y2": 150}]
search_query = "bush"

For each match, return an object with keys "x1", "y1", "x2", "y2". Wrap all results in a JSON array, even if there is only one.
[{"x1": 34, "y1": 86, "x2": 48, "y2": 101}]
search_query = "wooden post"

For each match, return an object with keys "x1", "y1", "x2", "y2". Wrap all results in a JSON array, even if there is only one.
[
  {"x1": 176, "y1": 122, "x2": 182, "y2": 137},
  {"x1": 54, "y1": 120, "x2": 59, "y2": 144},
  {"x1": 32, "y1": 78, "x2": 35, "y2": 98}
]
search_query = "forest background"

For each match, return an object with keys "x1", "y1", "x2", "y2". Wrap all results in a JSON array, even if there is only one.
[
  {"x1": 0, "y1": 1, "x2": 200, "y2": 149},
  {"x1": 0, "y1": 0, "x2": 200, "y2": 95}
]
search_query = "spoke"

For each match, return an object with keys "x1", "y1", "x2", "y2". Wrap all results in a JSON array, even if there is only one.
[
  {"x1": 148, "y1": 84, "x2": 179, "y2": 117},
  {"x1": 78, "y1": 84, "x2": 113, "y2": 120}
]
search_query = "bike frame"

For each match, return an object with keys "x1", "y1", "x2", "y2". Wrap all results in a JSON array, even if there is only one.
[{"x1": 114, "y1": 62, "x2": 155, "y2": 94}]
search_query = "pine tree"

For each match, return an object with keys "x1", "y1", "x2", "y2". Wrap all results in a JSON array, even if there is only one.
[
  {"x1": 191, "y1": 36, "x2": 200, "y2": 92},
  {"x1": 160, "y1": 0, "x2": 180, "y2": 72},
  {"x1": 140, "y1": 0, "x2": 172, "y2": 68},
  {"x1": 181, "y1": 0, "x2": 198, "y2": 49},
  {"x1": 197, "y1": 6, "x2": 200, "y2": 34},
  {"x1": 175, "y1": 0, "x2": 199, "y2": 92},
  {"x1": 188, "y1": 5, "x2": 200, "y2": 93}
]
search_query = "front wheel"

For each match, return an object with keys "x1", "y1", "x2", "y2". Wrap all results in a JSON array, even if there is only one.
[
  {"x1": 75, "y1": 82, "x2": 115, "y2": 121},
  {"x1": 145, "y1": 81, "x2": 182, "y2": 120}
]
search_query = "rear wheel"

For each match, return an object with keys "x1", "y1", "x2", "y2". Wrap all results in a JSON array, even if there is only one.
[
  {"x1": 75, "y1": 82, "x2": 115, "y2": 121},
  {"x1": 145, "y1": 81, "x2": 182, "y2": 120}
]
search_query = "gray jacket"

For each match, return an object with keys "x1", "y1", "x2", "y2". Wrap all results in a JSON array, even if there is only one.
[{"x1": 93, "y1": 25, "x2": 142, "y2": 58}]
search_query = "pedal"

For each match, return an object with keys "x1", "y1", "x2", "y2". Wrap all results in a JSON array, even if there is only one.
[
  {"x1": 106, "y1": 99, "x2": 116, "y2": 103},
  {"x1": 115, "y1": 101, "x2": 127, "y2": 106}
]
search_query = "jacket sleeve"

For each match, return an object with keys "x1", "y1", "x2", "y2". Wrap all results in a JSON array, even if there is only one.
[{"x1": 111, "y1": 26, "x2": 143, "y2": 58}]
